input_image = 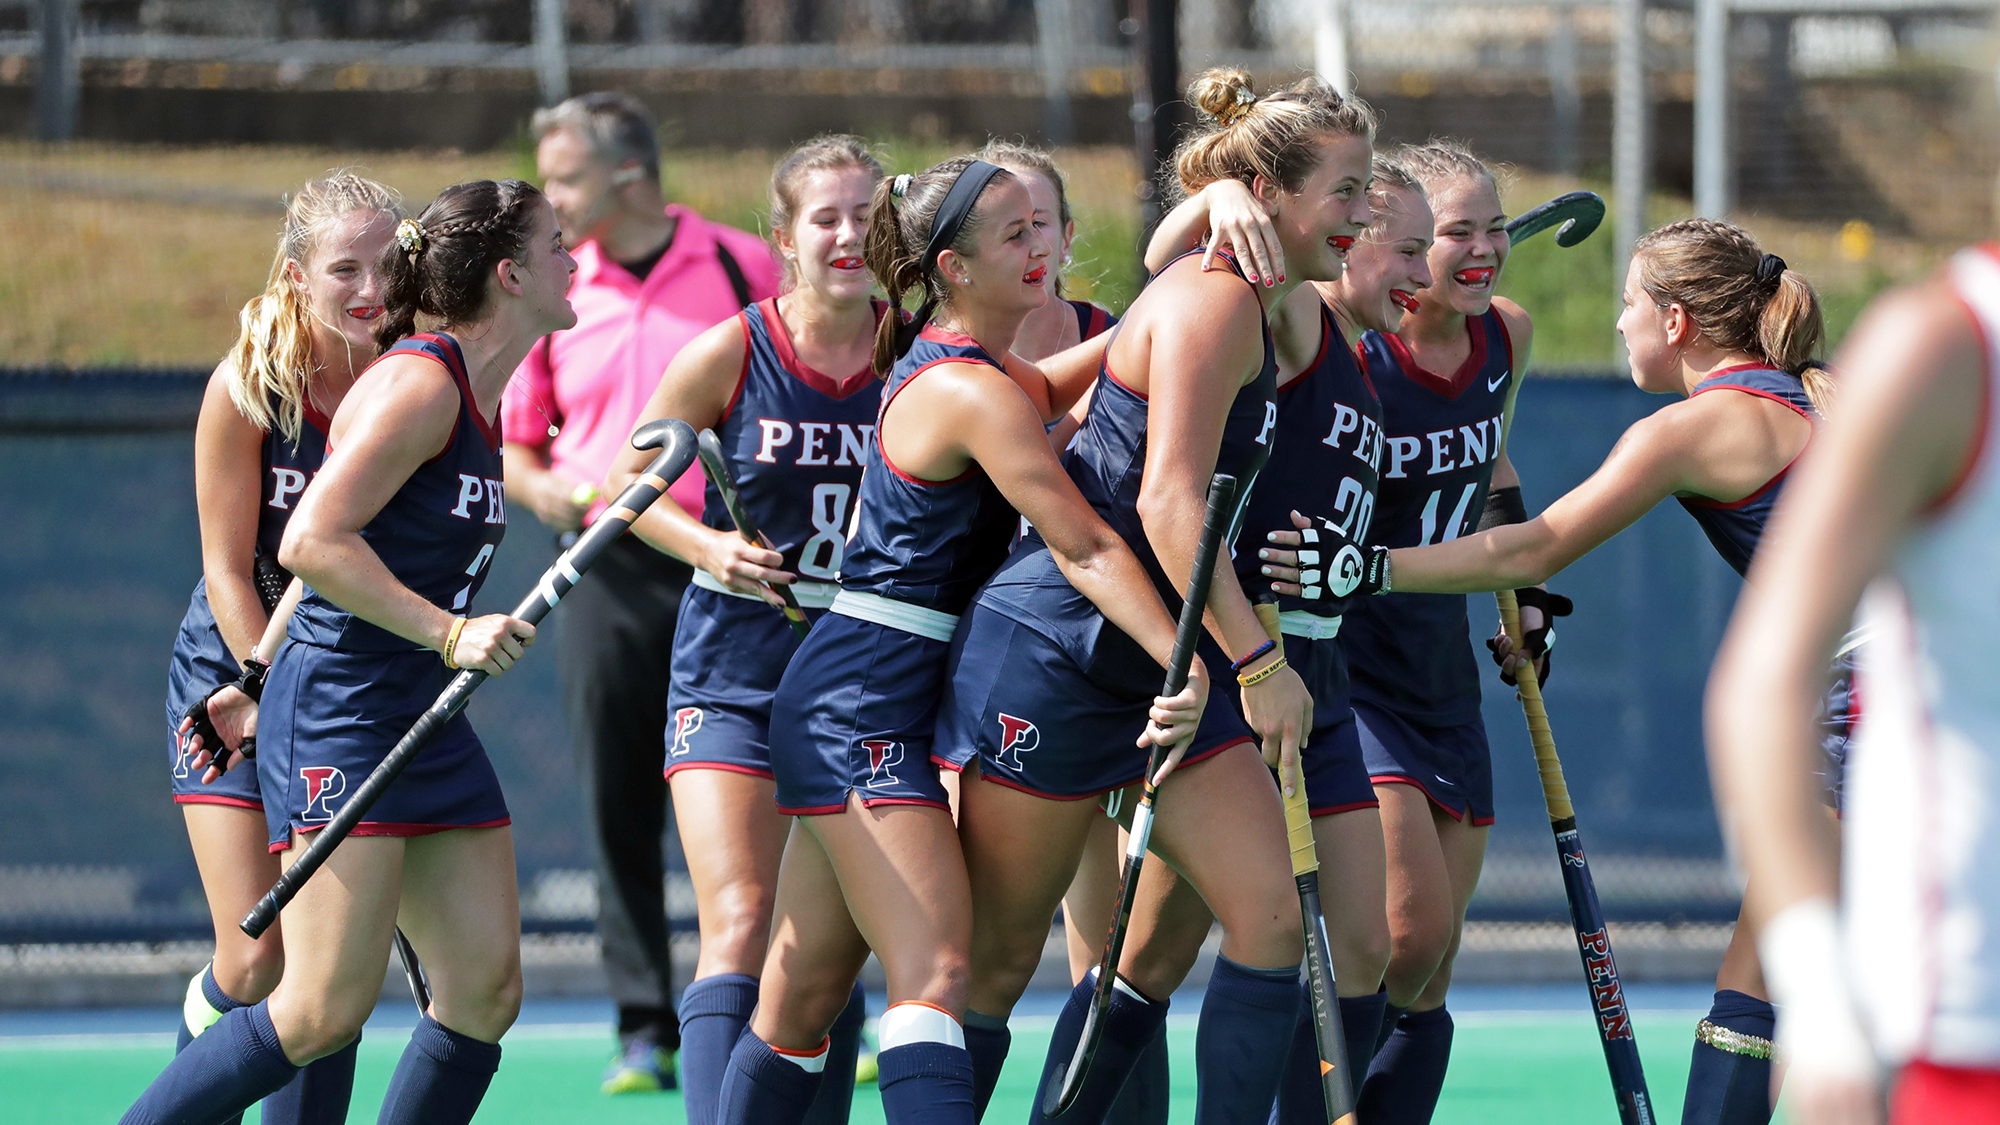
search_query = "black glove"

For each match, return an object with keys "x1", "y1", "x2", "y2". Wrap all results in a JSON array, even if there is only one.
[
  {"x1": 1278, "y1": 518, "x2": 1392, "y2": 601},
  {"x1": 252, "y1": 553, "x2": 292, "y2": 614},
  {"x1": 179, "y1": 658, "x2": 270, "y2": 774},
  {"x1": 1488, "y1": 587, "x2": 1573, "y2": 687}
]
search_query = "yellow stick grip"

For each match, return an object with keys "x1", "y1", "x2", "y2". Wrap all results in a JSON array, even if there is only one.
[
  {"x1": 1496, "y1": 589, "x2": 1575, "y2": 822},
  {"x1": 1251, "y1": 601, "x2": 1319, "y2": 876}
]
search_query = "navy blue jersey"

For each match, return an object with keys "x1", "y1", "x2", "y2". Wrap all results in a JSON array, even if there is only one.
[
  {"x1": 256, "y1": 398, "x2": 332, "y2": 561},
  {"x1": 837, "y1": 325, "x2": 1018, "y2": 615},
  {"x1": 1069, "y1": 299, "x2": 1118, "y2": 343},
  {"x1": 1675, "y1": 364, "x2": 1817, "y2": 576},
  {"x1": 706, "y1": 298, "x2": 882, "y2": 579},
  {"x1": 1058, "y1": 251, "x2": 1277, "y2": 594},
  {"x1": 974, "y1": 251, "x2": 1277, "y2": 679},
  {"x1": 1235, "y1": 305, "x2": 1382, "y2": 619},
  {"x1": 1342, "y1": 310, "x2": 1515, "y2": 725},
  {"x1": 289, "y1": 333, "x2": 508, "y2": 653}
]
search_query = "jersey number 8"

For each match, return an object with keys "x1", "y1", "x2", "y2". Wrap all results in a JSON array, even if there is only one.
[{"x1": 797, "y1": 483, "x2": 852, "y2": 580}]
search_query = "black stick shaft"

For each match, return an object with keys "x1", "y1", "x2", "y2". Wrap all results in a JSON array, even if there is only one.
[
  {"x1": 241, "y1": 421, "x2": 698, "y2": 939},
  {"x1": 1505, "y1": 190, "x2": 1606, "y2": 247},
  {"x1": 697, "y1": 428, "x2": 810, "y2": 639},
  {"x1": 1046, "y1": 472, "x2": 1237, "y2": 1117}
]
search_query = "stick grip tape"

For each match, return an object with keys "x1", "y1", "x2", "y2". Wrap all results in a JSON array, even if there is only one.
[{"x1": 1496, "y1": 589, "x2": 1575, "y2": 822}]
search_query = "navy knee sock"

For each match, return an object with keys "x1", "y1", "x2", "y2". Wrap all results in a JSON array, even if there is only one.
[
  {"x1": 1031, "y1": 973, "x2": 1171, "y2": 1125},
  {"x1": 877, "y1": 1042, "x2": 976, "y2": 1125},
  {"x1": 173, "y1": 966, "x2": 248, "y2": 1125},
  {"x1": 718, "y1": 1027, "x2": 827, "y2": 1125},
  {"x1": 1106, "y1": 1020, "x2": 1170, "y2": 1125},
  {"x1": 121, "y1": 1000, "x2": 299, "y2": 1125},
  {"x1": 1373, "y1": 997, "x2": 1408, "y2": 1057},
  {"x1": 1194, "y1": 956, "x2": 1301, "y2": 1125},
  {"x1": 1680, "y1": 990, "x2": 1777, "y2": 1125},
  {"x1": 376, "y1": 1014, "x2": 502, "y2": 1125},
  {"x1": 963, "y1": 1010, "x2": 1012, "y2": 1118},
  {"x1": 1270, "y1": 985, "x2": 1386, "y2": 1124},
  {"x1": 681, "y1": 974, "x2": 761, "y2": 1125},
  {"x1": 805, "y1": 982, "x2": 867, "y2": 1125},
  {"x1": 262, "y1": 1032, "x2": 360, "y2": 1125},
  {"x1": 1357, "y1": 1005, "x2": 1454, "y2": 1125}
]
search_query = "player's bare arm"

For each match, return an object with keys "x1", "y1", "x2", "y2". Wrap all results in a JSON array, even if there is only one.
[{"x1": 281, "y1": 356, "x2": 533, "y2": 673}]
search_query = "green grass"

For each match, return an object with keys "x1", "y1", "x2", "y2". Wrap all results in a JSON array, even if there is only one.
[{"x1": 5, "y1": 1009, "x2": 1747, "y2": 1123}]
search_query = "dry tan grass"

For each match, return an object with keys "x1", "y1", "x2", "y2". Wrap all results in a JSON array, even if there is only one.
[{"x1": 0, "y1": 141, "x2": 1967, "y2": 368}]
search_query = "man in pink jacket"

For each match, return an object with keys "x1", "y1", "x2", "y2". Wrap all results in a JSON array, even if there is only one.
[{"x1": 502, "y1": 92, "x2": 779, "y2": 1096}]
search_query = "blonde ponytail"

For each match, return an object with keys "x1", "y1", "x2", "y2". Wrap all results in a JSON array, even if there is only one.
[
  {"x1": 226, "y1": 172, "x2": 402, "y2": 441},
  {"x1": 1172, "y1": 69, "x2": 1376, "y2": 202}
]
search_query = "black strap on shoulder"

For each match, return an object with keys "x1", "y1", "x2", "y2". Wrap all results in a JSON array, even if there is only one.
[{"x1": 714, "y1": 243, "x2": 753, "y2": 308}]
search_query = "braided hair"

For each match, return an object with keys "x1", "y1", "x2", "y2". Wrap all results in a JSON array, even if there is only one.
[{"x1": 375, "y1": 179, "x2": 547, "y2": 349}]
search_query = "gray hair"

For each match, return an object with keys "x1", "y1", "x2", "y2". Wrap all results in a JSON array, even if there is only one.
[{"x1": 530, "y1": 92, "x2": 661, "y2": 182}]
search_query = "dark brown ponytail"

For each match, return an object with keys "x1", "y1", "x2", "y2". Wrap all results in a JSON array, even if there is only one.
[
  {"x1": 376, "y1": 179, "x2": 547, "y2": 350},
  {"x1": 861, "y1": 156, "x2": 1013, "y2": 376}
]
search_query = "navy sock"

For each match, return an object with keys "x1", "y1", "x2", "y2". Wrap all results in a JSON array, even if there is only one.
[
  {"x1": 1374, "y1": 997, "x2": 1408, "y2": 1057},
  {"x1": 1030, "y1": 973, "x2": 1171, "y2": 1124},
  {"x1": 1357, "y1": 1005, "x2": 1454, "y2": 1125},
  {"x1": 376, "y1": 1014, "x2": 502, "y2": 1125},
  {"x1": 963, "y1": 1010, "x2": 1012, "y2": 1118},
  {"x1": 1106, "y1": 1020, "x2": 1170, "y2": 1125},
  {"x1": 877, "y1": 1042, "x2": 975, "y2": 1125},
  {"x1": 1272, "y1": 989, "x2": 1389, "y2": 1124},
  {"x1": 805, "y1": 982, "x2": 867, "y2": 1125},
  {"x1": 1194, "y1": 956, "x2": 1300, "y2": 1125},
  {"x1": 172, "y1": 966, "x2": 248, "y2": 1125},
  {"x1": 717, "y1": 1028, "x2": 826, "y2": 1125},
  {"x1": 120, "y1": 1000, "x2": 299, "y2": 1125},
  {"x1": 681, "y1": 974, "x2": 761, "y2": 1125},
  {"x1": 1341, "y1": 991, "x2": 1390, "y2": 1079},
  {"x1": 262, "y1": 1032, "x2": 360, "y2": 1125},
  {"x1": 1680, "y1": 990, "x2": 1777, "y2": 1125}
]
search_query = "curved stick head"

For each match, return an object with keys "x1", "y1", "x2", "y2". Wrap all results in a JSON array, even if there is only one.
[
  {"x1": 632, "y1": 417, "x2": 691, "y2": 452},
  {"x1": 630, "y1": 418, "x2": 701, "y2": 490},
  {"x1": 1553, "y1": 192, "x2": 1606, "y2": 248}
]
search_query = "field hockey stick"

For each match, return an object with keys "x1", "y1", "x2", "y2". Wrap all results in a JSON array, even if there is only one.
[
  {"x1": 1497, "y1": 589, "x2": 1655, "y2": 1125},
  {"x1": 239, "y1": 418, "x2": 700, "y2": 938},
  {"x1": 695, "y1": 428, "x2": 810, "y2": 640},
  {"x1": 393, "y1": 927, "x2": 431, "y2": 1012},
  {"x1": 1045, "y1": 472, "x2": 1237, "y2": 1118},
  {"x1": 1253, "y1": 598, "x2": 1357, "y2": 1125},
  {"x1": 1506, "y1": 191, "x2": 1606, "y2": 248}
]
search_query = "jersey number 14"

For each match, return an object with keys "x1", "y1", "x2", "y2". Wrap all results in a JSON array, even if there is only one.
[{"x1": 1417, "y1": 483, "x2": 1480, "y2": 546}]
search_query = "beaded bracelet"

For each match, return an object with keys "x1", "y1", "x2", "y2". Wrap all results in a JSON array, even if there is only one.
[
  {"x1": 1230, "y1": 639, "x2": 1276, "y2": 674},
  {"x1": 443, "y1": 616, "x2": 468, "y2": 670},
  {"x1": 1237, "y1": 655, "x2": 1290, "y2": 688}
]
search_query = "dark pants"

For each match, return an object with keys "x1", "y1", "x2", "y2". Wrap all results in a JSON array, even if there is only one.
[{"x1": 556, "y1": 534, "x2": 691, "y2": 1049}]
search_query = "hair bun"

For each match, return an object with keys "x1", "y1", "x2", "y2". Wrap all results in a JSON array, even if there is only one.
[{"x1": 1189, "y1": 68, "x2": 1258, "y2": 126}]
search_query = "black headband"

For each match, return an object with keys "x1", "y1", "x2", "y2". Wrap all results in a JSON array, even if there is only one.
[{"x1": 921, "y1": 160, "x2": 1006, "y2": 278}]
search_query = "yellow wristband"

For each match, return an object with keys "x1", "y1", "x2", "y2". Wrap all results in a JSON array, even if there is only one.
[
  {"x1": 1237, "y1": 655, "x2": 1289, "y2": 688},
  {"x1": 443, "y1": 616, "x2": 467, "y2": 670}
]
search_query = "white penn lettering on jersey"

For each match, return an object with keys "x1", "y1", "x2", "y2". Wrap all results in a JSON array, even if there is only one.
[
  {"x1": 452, "y1": 474, "x2": 508, "y2": 524},
  {"x1": 268, "y1": 467, "x2": 310, "y2": 510},
  {"x1": 1257, "y1": 400, "x2": 1278, "y2": 446},
  {"x1": 1321, "y1": 407, "x2": 1385, "y2": 472},
  {"x1": 754, "y1": 419, "x2": 878, "y2": 467},
  {"x1": 1384, "y1": 414, "x2": 1504, "y2": 479}
]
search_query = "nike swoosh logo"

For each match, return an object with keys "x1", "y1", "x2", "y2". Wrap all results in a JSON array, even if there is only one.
[{"x1": 1488, "y1": 370, "x2": 1510, "y2": 393}]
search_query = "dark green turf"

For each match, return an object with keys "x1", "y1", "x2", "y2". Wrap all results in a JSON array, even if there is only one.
[{"x1": 4, "y1": 1011, "x2": 1762, "y2": 1123}]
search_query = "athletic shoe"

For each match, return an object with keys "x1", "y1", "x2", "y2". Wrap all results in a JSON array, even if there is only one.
[
  {"x1": 856, "y1": 1048, "x2": 879, "y2": 1085},
  {"x1": 601, "y1": 1035, "x2": 677, "y2": 1094}
]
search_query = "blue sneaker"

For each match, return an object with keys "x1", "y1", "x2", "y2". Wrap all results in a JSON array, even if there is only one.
[{"x1": 601, "y1": 1033, "x2": 677, "y2": 1094}]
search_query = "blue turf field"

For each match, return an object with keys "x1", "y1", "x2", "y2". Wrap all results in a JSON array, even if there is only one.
[{"x1": 2, "y1": 984, "x2": 1769, "y2": 1123}]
